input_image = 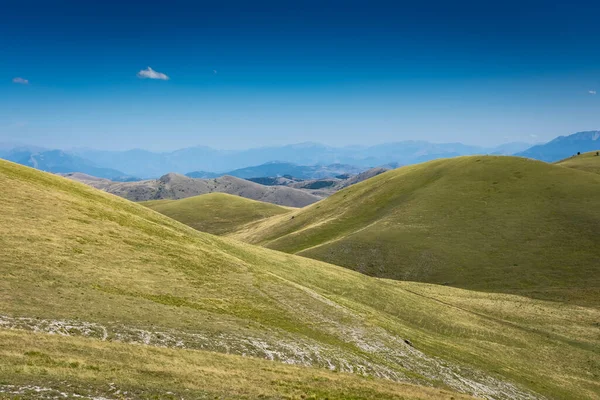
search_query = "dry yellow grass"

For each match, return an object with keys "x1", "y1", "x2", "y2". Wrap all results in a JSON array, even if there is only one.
[
  {"x1": 555, "y1": 150, "x2": 600, "y2": 175},
  {"x1": 1, "y1": 159, "x2": 599, "y2": 399},
  {"x1": 141, "y1": 192, "x2": 291, "y2": 234},
  {"x1": 0, "y1": 330, "x2": 474, "y2": 400}
]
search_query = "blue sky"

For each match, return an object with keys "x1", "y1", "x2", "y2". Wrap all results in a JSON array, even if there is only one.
[{"x1": 1, "y1": 0, "x2": 599, "y2": 150}]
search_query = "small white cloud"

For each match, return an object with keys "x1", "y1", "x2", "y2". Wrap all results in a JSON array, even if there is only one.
[
  {"x1": 589, "y1": 90, "x2": 597, "y2": 95},
  {"x1": 529, "y1": 134, "x2": 538, "y2": 139},
  {"x1": 12, "y1": 77, "x2": 29, "y2": 85},
  {"x1": 137, "y1": 67, "x2": 169, "y2": 80},
  {"x1": 213, "y1": 70, "x2": 218, "y2": 74}
]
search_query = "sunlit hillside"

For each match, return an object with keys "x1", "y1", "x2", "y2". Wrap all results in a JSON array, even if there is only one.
[
  {"x1": 232, "y1": 156, "x2": 600, "y2": 305},
  {"x1": 1, "y1": 159, "x2": 599, "y2": 399}
]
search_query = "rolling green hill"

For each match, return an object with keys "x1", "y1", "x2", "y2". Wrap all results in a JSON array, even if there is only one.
[
  {"x1": 141, "y1": 193, "x2": 291, "y2": 235},
  {"x1": 232, "y1": 156, "x2": 600, "y2": 305},
  {"x1": 555, "y1": 151, "x2": 600, "y2": 175},
  {"x1": 1, "y1": 159, "x2": 599, "y2": 399}
]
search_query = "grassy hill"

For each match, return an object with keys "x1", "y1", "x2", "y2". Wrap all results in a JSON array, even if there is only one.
[
  {"x1": 1, "y1": 159, "x2": 599, "y2": 399},
  {"x1": 142, "y1": 193, "x2": 291, "y2": 235},
  {"x1": 555, "y1": 151, "x2": 600, "y2": 175},
  {"x1": 232, "y1": 156, "x2": 600, "y2": 305}
]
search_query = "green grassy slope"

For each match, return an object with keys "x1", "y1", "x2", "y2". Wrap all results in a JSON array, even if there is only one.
[
  {"x1": 232, "y1": 156, "x2": 600, "y2": 304},
  {"x1": 141, "y1": 192, "x2": 291, "y2": 235},
  {"x1": 1, "y1": 159, "x2": 599, "y2": 399},
  {"x1": 555, "y1": 150, "x2": 600, "y2": 175}
]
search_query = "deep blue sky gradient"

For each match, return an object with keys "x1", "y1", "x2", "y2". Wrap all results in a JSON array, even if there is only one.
[{"x1": 1, "y1": 0, "x2": 599, "y2": 150}]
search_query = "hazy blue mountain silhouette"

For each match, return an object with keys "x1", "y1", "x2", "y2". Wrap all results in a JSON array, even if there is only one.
[{"x1": 515, "y1": 131, "x2": 600, "y2": 162}]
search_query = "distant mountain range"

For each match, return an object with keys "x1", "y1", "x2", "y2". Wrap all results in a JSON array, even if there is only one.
[
  {"x1": 60, "y1": 166, "x2": 391, "y2": 207},
  {"x1": 515, "y1": 131, "x2": 600, "y2": 162},
  {"x1": 5, "y1": 132, "x2": 600, "y2": 180},
  {"x1": 193, "y1": 162, "x2": 366, "y2": 180},
  {"x1": 72, "y1": 141, "x2": 532, "y2": 178},
  {"x1": 60, "y1": 172, "x2": 323, "y2": 207},
  {"x1": 0, "y1": 140, "x2": 532, "y2": 179},
  {"x1": 0, "y1": 148, "x2": 135, "y2": 181},
  {"x1": 246, "y1": 167, "x2": 390, "y2": 197}
]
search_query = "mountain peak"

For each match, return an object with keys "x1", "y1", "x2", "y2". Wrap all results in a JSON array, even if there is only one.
[
  {"x1": 158, "y1": 172, "x2": 187, "y2": 183},
  {"x1": 516, "y1": 131, "x2": 600, "y2": 162}
]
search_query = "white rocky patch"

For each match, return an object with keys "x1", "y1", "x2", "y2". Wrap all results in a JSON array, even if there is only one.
[
  {"x1": 0, "y1": 314, "x2": 542, "y2": 400},
  {"x1": 0, "y1": 384, "x2": 114, "y2": 399}
]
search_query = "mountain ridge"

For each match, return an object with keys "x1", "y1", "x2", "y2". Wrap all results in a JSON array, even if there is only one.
[
  {"x1": 207, "y1": 161, "x2": 366, "y2": 180},
  {"x1": 515, "y1": 131, "x2": 600, "y2": 162},
  {"x1": 0, "y1": 139, "x2": 550, "y2": 180},
  {"x1": 1, "y1": 149, "x2": 135, "y2": 181},
  {"x1": 66, "y1": 140, "x2": 533, "y2": 178},
  {"x1": 61, "y1": 171, "x2": 323, "y2": 207}
]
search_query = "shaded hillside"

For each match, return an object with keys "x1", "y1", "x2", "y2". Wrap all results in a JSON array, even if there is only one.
[
  {"x1": 246, "y1": 167, "x2": 391, "y2": 197},
  {"x1": 233, "y1": 156, "x2": 600, "y2": 305},
  {"x1": 62, "y1": 172, "x2": 322, "y2": 207},
  {"x1": 142, "y1": 193, "x2": 291, "y2": 235},
  {"x1": 515, "y1": 131, "x2": 600, "y2": 162},
  {"x1": 555, "y1": 150, "x2": 600, "y2": 175},
  {"x1": 225, "y1": 162, "x2": 364, "y2": 179},
  {"x1": 334, "y1": 166, "x2": 390, "y2": 189},
  {"x1": 247, "y1": 175, "x2": 301, "y2": 186},
  {"x1": 1, "y1": 159, "x2": 598, "y2": 399}
]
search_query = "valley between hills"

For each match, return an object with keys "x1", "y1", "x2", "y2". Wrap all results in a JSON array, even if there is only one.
[{"x1": 1, "y1": 151, "x2": 599, "y2": 399}]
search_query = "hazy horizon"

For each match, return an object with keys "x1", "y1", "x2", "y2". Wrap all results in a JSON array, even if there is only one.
[{"x1": 1, "y1": 137, "x2": 543, "y2": 153}]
